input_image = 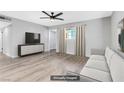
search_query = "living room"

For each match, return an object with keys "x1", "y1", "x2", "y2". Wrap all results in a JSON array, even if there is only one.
[
  {"x1": 0, "y1": 11, "x2": 124, "y2": 82},
  {"x1": 0, "y1": 11, "x2": 112, "y2": 58},
  {"x1": 1, "y1": 0, "x2": 124, "y2": 92}
]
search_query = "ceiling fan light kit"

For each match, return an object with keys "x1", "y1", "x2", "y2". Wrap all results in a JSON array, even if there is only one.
[{"x1": 50, "y1": 18, "x2": 54, "y2": 22}]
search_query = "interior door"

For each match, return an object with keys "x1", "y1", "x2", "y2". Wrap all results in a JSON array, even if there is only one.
[
  {"x1": 66, "y1": 28, "x2": 76, "y2": 55},
  {"x1": 50, "y1": 31, "x2": 56, "y2": 50}
]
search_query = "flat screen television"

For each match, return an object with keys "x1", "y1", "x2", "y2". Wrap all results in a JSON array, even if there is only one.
[{"x1": 25, "y1": 32, "x2": 40, "y2": 44}]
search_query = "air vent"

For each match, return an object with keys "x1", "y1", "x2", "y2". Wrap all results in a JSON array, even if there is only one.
[
  {"x1": 0, "y1": 16, "x2": 5, "y2": 19},
  {"x1": 0, "y1": 15, "x2": 11, "y2": 21}
]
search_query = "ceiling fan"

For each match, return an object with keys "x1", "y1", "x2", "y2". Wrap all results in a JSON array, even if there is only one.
[{"x1": 40, "y1": 11, "x2": 64, "y2": 21}]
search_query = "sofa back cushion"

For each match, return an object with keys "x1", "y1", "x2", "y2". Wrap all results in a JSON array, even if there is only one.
[
  {"x1": 109, "y1": 53, "x2": 124, "y2": 82},
  {"x1": 105, "y1": 47, "x2": 115, "y2": 66}
]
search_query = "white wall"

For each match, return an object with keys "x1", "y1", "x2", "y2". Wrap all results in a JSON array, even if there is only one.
[
  {"x1": 50, "y1": 17, "x2": 111, "y2": 57},
  {"x1": 111, "y1": 11, "x2": 124, "y2": 58},
  {"x1": 5, "y1": 18, "x2": 49, "y2": 58},
  {"x1": 85, "y1": 17, "x2": 111, "y2": 57}
]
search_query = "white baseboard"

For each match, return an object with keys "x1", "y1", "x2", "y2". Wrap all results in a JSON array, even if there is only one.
[
  {"x1": 11, "y1": 55, "x2": 19, "y2": 58},
  {"x1": 3, "y1": 52, "x2": 18, "y2": 58}
]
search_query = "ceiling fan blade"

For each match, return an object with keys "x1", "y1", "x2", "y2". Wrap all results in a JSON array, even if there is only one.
[
  {"x1": 54, "y1": 18, "x2": 64, "y2": 21},
  {"x1": 54, "y1": 12, "x2": 63, "y2": 18},
  {"x1": 40, "y1": 17, "x2": 50, "y2": 19},
  {"x1": 42, "y1": 11, "x2": 51, "y2": 17}
]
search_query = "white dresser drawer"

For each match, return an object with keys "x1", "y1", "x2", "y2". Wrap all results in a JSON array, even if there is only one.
[{"x1": 18, "y1": 44, "x2": 44, "y2": 56}]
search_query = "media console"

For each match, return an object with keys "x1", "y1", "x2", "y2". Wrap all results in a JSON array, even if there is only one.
[{"x1": 18, "y1": 43, "x2": 44, "y2": 57}]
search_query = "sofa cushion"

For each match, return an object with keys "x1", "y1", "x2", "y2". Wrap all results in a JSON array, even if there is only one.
[
  {"x1": 90, "y1": 55, "x2": 106, "y2": 62},
  {"x1": 80, "y1": 67, "x2": 112, "y2": 82},
  {"x1": 109, "y1": 53, "x2": 124, "y2": 82},
  {"x1": 85, "y1": 59, "x2": 109, "y2": 72},
  {"x1": 105, "y1": 47, "x2": 115, "y2": 66}
]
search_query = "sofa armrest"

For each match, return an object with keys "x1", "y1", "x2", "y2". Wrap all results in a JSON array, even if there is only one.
[
  {"x1": 66, "y1": 71, "x2": 101, "y2": 82},
  {"x1": 91, "y1": 49, "x2": 105, "y2": 55}
]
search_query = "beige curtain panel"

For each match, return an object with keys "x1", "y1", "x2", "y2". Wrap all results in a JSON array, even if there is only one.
[
  {"x1": 76, "y1": 25, "x2": 86, "y2": 57},
  {"x1": 59, "y1": 28, "x2": 66, "y2": 54}
]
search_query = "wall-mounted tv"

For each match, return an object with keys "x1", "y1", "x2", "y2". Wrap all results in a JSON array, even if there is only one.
[{"x1": 25, "y1": 32, "x2": 40, "y2": 44}]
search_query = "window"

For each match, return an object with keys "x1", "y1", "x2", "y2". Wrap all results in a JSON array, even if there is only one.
[{"x1": 65, "y1": 28, "x2": 76, "y2": 39}]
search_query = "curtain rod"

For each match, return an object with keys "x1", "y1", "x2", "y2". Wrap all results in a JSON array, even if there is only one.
[{"x1": 60, "y1": 24, "x2": 87, "y2": 29}]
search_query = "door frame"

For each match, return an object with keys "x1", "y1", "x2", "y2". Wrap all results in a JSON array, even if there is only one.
[
  {"x1": 65, "y1": 27, "x2": 76, "y2": 55},
  {"x1": 0, "y1": 30, "x2": 3, "y2": 53}
]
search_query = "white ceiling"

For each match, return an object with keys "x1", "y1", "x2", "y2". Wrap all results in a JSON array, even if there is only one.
[{"x1": 0, "y1": 11, "x2": 112, "y2": 27}]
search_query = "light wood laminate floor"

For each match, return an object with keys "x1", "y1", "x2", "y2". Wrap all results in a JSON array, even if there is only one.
[{"x1": 0, "y1": 51, "x2": 87, "y2": 82}]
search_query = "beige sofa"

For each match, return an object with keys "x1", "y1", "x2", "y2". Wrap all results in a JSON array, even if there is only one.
[{"x1": 68, "y1": 47, "x2": 124, "y2": 82}]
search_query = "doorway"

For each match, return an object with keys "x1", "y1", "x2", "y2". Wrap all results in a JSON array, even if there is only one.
[
  {"x1": 49, "y1": 30, "x2": 57, "y2": 51},
  {"x1": 65, "y1": 28, "x2": 76, "y2": 55},
  {"x1": 0, "y1": 30, "x2": 2, "y2": 53},
  {"x1": 0, "y1": 20, "x2": 11, "y2": 55}
]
